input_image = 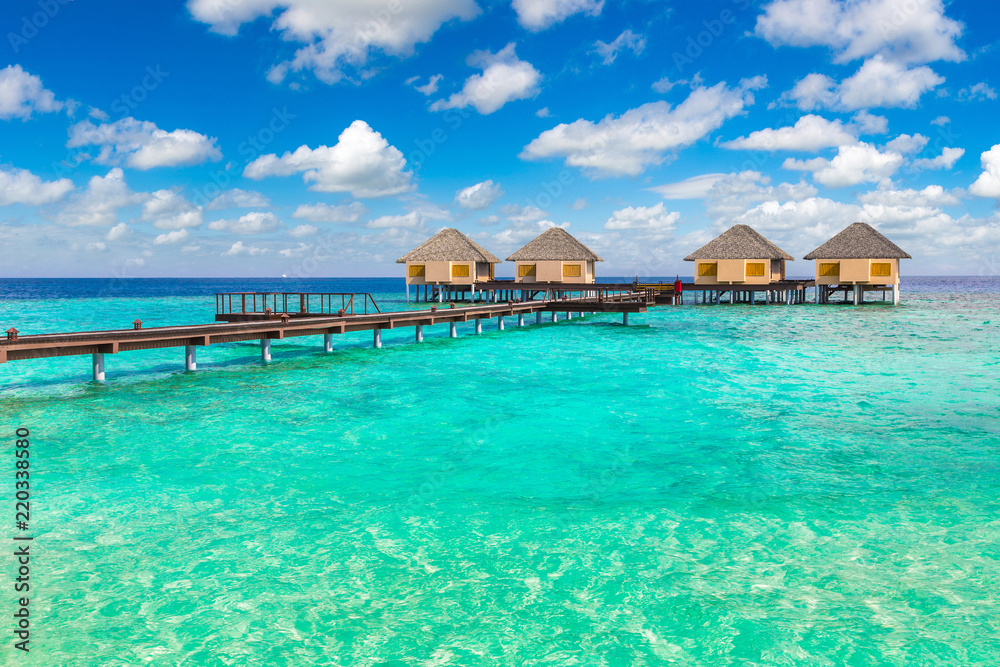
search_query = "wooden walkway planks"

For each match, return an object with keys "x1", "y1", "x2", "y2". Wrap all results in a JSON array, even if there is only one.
[{"x1": 0, "y1": 294, "x2": 651, "y2": 364}]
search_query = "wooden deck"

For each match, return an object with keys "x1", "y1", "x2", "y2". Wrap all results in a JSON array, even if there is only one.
[{"x1": 0, "y1": 292, "x2": 652, "y2": 370}]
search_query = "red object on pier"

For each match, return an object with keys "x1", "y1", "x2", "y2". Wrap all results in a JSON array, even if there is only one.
[
  {"x1": 6, "y1": 327, "x2": 18, "y2": 340},
  {"x1": 279, "y1": 313, "x2": 291, "y2": 324},
  {"x1": 132, "y1": 320, "x2": 143, "y2": 330},
  {"x1": 674, "y1": 276, "x2": 682, "y2": 294}
]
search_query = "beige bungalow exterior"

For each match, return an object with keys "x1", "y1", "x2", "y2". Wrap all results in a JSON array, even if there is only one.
[
  {"x1": 684, "y1": 224, "x2": 793, "y2": 286},
  {"x1": 804, "y1": 222, "x2": 911, "y2": 305},
  {"x1": 506, "y1": 227, "x2": 603, "y2": 284},
  {"x1": 396, "y1": 228, "x2": 501, "y2": 301}
]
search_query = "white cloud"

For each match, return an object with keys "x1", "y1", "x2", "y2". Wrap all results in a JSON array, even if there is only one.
[
  {"x1": 107, "y1": 222, "x2": 131, "y2": 241},
  {"x1": 730, "y1": 197, "x2": 861, "y2": 236},
  {"x1": 222, "y1": 241, "x2": 269, "y2": 256},
  {"x1": 154, "y1": 229, "x2": 191, "y2": 245},
  {"x1": 783, "y1": 142, "x2": 903, "y2": 187},
  {"x1": 722, "y1": 114, "x2": 857, "y2": 152},
  {"x1": 67, "y1": 117, "x2": 223, "y2": 169},
  {"x1": 781, "y1": 57, "x2": 943, "y2": 111},
  {"x1": 604, "y1": 203, "x2": 679, "y2": 235},
  {"x1": 911, "y1": 146, "x2": 964, "y2": 170},
  {"x1": 957, "y1": 82, "x2": 998, "y2": 102},
  {"x1": 755, "y1": 0, "x2": 965, "y2": 65},
  {"x1": 500, "y1": 204, "x2": 547, "y2": 223},
  {"x1": 651, "y1": 76, "x2": 678, "y2": 94},
  {"x1": 930, "y1": 115, "x2": 950, "y2": 126},
  {"x1": 838, "y1": 57, "x2": 943, "y2": 109},
  {"x1": 571, "y1": 198, "x2": 587, "y2": 210},
  {"x1": 478, "y1": 214, "x2": 500, "y2": 225},
  {"x1": 648, "y1": 173, "x2": 727, "y2": 199},
  {"x1": 0, "y1": 65, "x2": 66, "y2": 120},
  {"x1": 521, "y1": 78, "x2": 766, "y2": 177},
  {"x1": 205, "y1": 188, "x2": 270, "y2": 210},
  {"x1": 279, "y1": 242, "x2": 313, "y2": 258},
  {"x1": 594, "y1": 29, "x2": 645, "y2": 65},
  {"x1": 244, "y1": 120, "x2": 413, "y2": 198},
  {"x1": 455, "y1": 180, "x2": 503, "y2": 209},
  {"x1": 141, "y1": 190, "x2": 204, "y2": 230},
  {"x1": 970, "y1": 144, "x2": 1000, "y2": 199},
  {"x1": 493, "y1": 219, "x2": 569, "y2": 246},
  {"x1": 208, "y1": 211, "x2": 281, "y2": 234},
  {"x1": 85, "y1": 241, "x2": 107, "y2": 252},
  {"x1": 188, "y1": 0, "x2": 480, "y2": 84},
  {"x1": 288, "y1": 224, "x2": 319, "y2": 237},
  {"x1": 884, "y1": 133, "x2": 929, "y2": 155},
  {"x1": 142, "y1": 190, "x2": 204, "y2": 229},
  {"x1": 410, "y1": 74, "x2": 443, "y2": 96},
  {"x1": 430, "y1": 43, "x2": 541, "y2": 115},
  {"x1": 858, "y1": 185, "x2": 961, "y2": 208},
  {"x1": 512, "y1": 0, "x2": 603, "y2": 31},
  {"x1": 535, "y1": 107, "x2": 550, "y2": 118},
  {"x1": 57, "y1": 168, "x2": 145, "y2": 226},
  {"x1": 291, "y1": 201, "x2": 367, "y2": 223},
  {"x1": 0, "y1": 165, "x2": 73, "y2": 205},
  {"x1": 366, "y1": 211, "x2": 422, "y2": 229},
  {"x1": 703, "y1": 171, "x2": 818, "y2": 218},
  {"x1": 852, "y1": 110, "x2": 888, "y2": 134}
]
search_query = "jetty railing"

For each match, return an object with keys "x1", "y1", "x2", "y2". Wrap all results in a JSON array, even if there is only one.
[{"x1": 215, "y1": 292, "x2": 381, "y2": 317}]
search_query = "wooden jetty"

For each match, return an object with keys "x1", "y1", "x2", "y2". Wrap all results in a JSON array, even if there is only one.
[
  {"x1": 679, "y1": 280, "x2": 813, "y2": 305},
  {"x1": 1, "y1": 290, "x2": 654, "y2": 382}
]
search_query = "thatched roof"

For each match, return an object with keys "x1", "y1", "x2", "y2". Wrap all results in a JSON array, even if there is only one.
[
  {"x1": 505, "y1": 227, "x2": 604, "y2": 262},
  {"x1": 683, "y1": 224, "x2": 793, "y2": 261},
  {"x1": 396, "y1": 228, "x2": 501, "y2": 264},
  {"x1": 803, "y1": 222, "x2": 912, "y2": 260}
]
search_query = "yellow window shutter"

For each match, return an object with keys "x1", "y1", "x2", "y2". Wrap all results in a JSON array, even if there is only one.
[{"x1": 563, "y1": 264, "x2": 582, "y2": 278}]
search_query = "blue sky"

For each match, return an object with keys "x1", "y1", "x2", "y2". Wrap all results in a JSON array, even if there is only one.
[{"x1": 1, "y1": 0, "x2": 999, "y2": 278}]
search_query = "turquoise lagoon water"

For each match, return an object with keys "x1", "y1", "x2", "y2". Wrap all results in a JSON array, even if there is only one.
[{"x1": 1, "y1": 277, "x2": 999, "y2": 665}]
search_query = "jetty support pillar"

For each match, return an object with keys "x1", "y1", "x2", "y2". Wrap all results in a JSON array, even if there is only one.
[
  {"x1": 475, "y1": 318, "x2": 482, "y2": 335},
  {"x1": 892, "y1": 284, "x2": 900, "y2": 305},
  {"x1": 536, "y1": 312, "x2": 542, "y2": 325},
  {"x1": 323, "y1": 333, "x2": 333, "y2": 353},
  {"x1": 853, "y1": 285, "x2": 862, "y2": 305},
  {"x1": 498, "y1": 316, "x2": 505, "y2": 331},
  {"x1": 518, "y1": 314, "x2": 524, "y2": 327},
  {"x1": 623, "y1": 313, "x2": 629, "y2": 326},
  {"x1": 373, "y1": 329, "x2": 382, "y2": 348},
  {"x1": 449, "y1": 322, "x2": 457, "y2": 338},
  {"x1": 185, "y1": 345, "x2": 197, "y2": 371},
  {"x1": 92, "y1": 353, "x2": 105, "y2": 383},
  {"x1": 415, "y1": 325, "x2": 424, "y2": 343},
  {"x1": 260, "y1": 338, "x2": 271, "y2": 363}
]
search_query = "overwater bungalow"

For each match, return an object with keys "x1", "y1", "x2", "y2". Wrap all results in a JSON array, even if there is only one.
[
  {"x1": 804, "y1": 222, "x2": 911, "y2": 305},
  {"x1": 506, "y1": 227, "x2": 603, "y2": 284},
  {"x1": 397, "y1": 228, "x2": 501, "y2": 301},
  {"x1": 684, "y1": 224, "x2": 793, "y2": 286}
]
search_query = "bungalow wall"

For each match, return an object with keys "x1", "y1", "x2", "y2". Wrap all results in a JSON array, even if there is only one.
[
  {"x1": 405, "y1": 261, "x2": 493, "y2": 285},
  {"x1": 513, "y1": 260, "x2": 595, "y2": 284},
  {"x1": 693, "y1": 259, "x2": 780, "y2": 285},
  {"x1": 813, "y1": 258, "x2": 899, "y2": 285}
]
